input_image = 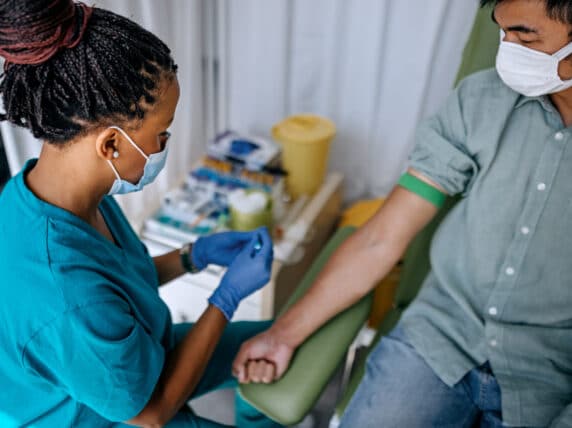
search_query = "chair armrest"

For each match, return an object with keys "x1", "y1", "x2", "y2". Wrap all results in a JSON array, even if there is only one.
[{"x1": 238, "y1": 226, "x2": 373, "y2": 426}]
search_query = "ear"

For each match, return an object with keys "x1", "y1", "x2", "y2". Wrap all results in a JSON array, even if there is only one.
[{"x1": 95, "y1": 128, "x2": 120, "y2": 161}]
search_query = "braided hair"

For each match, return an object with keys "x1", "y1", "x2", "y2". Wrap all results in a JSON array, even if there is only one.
[{"x1": 0, "y1": 0, "x2": 178, "y2": 144}]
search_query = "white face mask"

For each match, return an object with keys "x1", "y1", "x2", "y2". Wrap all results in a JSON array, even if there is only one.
[{"x1": 496, "y1": 29, "x2": 572, "y2": 97}]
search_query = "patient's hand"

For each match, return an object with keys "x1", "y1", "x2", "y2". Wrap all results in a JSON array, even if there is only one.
[{"x1": 232, "y1": 329, "x2": 294, "y2": 384}]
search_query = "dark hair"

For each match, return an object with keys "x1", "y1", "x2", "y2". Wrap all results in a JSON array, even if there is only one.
[
  {"x1": 480, "y1": 0, "x2": 572, "y2": 26},
  {"x1": 0, "y1": 0, "x2": 177, "y2": 144}
]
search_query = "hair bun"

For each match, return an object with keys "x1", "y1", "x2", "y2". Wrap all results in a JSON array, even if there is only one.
[{"x1": 0, "y1": 0, "x2": 93, "y2": 66}]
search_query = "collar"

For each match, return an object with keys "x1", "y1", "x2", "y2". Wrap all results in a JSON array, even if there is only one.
[{"x1": 514, "y1": 94, "x2": 555, "y2": 114}]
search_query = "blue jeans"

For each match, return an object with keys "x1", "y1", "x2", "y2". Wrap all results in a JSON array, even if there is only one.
[
  {"x1": 164, "y1": 320, "x2": 283, "y2": 428},
  {"x1": 340, "y1": 325, "x2": 537, "y2": 428}
]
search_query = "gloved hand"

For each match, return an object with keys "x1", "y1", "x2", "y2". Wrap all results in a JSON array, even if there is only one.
[
  {"x1": 191, "y1": 230, "x2": 258, "y2": 270},
  {"x1": 208, "y1": 227, "x2": 273, "y2": 320}
]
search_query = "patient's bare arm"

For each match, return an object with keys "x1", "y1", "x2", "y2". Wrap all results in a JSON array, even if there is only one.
[{"x1": 233, "y1": 169, "x2": 444, "y2": 383}]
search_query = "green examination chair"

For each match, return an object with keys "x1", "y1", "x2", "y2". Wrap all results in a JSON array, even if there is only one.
[{"x1": 239, "y1": 5, "x2": 498, "y2": 426}]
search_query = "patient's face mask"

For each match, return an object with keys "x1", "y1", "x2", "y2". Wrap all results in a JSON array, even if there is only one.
[
  {"x1": 496, "y1": 30, "x2": 572, "y2": 97},
  {"x1": 107, "y1": 125, "x2": 169, "y2": 195}
]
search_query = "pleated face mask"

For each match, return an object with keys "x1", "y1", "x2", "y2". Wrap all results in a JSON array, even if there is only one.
[
  {"x1": 496, "y1": 29, "x2": 572, "y2": 97},
  {"x1": 106, "y1": 125, "x2": 169, "y2": 195}
]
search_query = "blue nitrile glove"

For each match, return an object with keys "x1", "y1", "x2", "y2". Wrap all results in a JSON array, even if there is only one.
[
  {"x1": 208, "y1": 227, "x2": 273, "y2": 320},
  {"x1": 192, "y1": 230, "x2": 257, "y2": 270}
]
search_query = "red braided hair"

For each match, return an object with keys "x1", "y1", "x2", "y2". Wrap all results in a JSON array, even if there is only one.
[{"x1": 0, "y1": 0, "x2": 92, "y2": 66}]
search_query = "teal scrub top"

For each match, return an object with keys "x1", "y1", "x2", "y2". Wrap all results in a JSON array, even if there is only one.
[{"x1": 0, "y1": 159, "x2": 174, "y2": 427}]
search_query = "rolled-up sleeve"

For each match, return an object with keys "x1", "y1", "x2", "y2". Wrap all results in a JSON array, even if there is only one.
[
  {"x1": 408, "y1": 83, "x2": 478, "y2": 196},
  {"x1": 21, "y1": 298, "x2": 165, "y2": 422}
]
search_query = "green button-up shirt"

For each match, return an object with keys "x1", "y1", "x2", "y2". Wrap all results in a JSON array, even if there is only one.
[{"x1": 400, "y1": 69, "x2": 572, "y2": 427}]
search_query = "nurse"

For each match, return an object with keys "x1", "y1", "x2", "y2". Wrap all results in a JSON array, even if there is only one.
[{"x1": 0, "y1": 1, "x2": 279, "y2": 427}]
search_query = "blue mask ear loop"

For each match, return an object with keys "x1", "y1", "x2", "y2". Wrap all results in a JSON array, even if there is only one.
[
  {"x1": 107, "y1": 159, "x2": 122, "y2": 181},
  {"x1": 108, "y1": 126, "x2": 150, "y2": 160},
  {"x1": 106, "y1": 125, "x2": 150, "y2": 182}
]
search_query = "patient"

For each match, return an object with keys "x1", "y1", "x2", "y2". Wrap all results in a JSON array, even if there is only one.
[{"x1": 233, "y1": 0, "x2": 572, "y2": 426}]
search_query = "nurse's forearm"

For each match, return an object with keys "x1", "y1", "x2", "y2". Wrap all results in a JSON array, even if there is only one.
[
  {"x1": 153, "y1": 250, "x2": 186, "y2": 285},
  {"x1": 126, "y1": 304, "x2": 227, "y2": 427}
]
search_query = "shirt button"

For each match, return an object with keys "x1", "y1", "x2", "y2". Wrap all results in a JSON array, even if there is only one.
[
  {"x1": 555, "y1": 131, "x2": 564, "y2": 141},
  {"x1": 506, "y1": 267, "x2": 515, "y2": 276},
  {"x1": 490, "y1": 339, "x2": 498, "y2": 347},
  {"x1": 537, "y1": 183, "x2": 546, "y2": 191},
  {"x1": 521, "y1": 226, "x2": 530, "y2": 235},
  {"x1": 489, "y1": 307, "x2": 498, "y2": 316}
]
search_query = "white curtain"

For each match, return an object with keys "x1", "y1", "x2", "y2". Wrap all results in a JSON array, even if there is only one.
[
  {"x1": 218, "y1": 0, "x2": 479, "y2": 201},
  {"x1": 0, "y1": 0, "x2": 205, "y2": 227},
  {"x1": 1, "y1": 0, "x2": 480, "y2": 222}
]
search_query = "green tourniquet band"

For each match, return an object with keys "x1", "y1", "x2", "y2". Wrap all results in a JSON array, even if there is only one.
[{"x1": 398, "y1": 173, "x2": 447, "y2": 208}]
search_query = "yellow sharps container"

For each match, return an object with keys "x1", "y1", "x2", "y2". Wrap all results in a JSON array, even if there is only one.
[{"x1": 272, "y1": 114, "x2": 336, "y2": 199}]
